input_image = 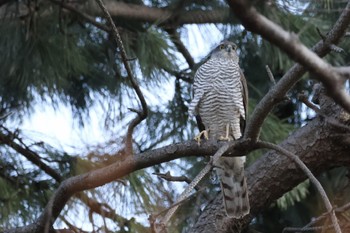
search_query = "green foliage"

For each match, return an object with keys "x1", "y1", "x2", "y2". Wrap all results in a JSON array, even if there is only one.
[
  {"x1": 1, "y1": 0, "x2": 349, "y2": 232},
  {"x1": 277, "y1": 180, "x2": 310, "y2": 210}
]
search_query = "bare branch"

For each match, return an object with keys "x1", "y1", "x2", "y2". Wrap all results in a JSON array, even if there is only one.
[
  {"x1": 95, "y1": 0, "x2": 148, "y2": 155},
  {"x1": 298, "y1": 92, "x2": 321, "y2": 114},
  {"x1": 87, "y1": 1, "x2": 232, "y2": 27},
  {"x1": 191, "y1": 103, "x2": 350, "y2": 232},
  {"x1": 256, "y1": 140, "x2": 342, "y2": 233},
  {"x1": 226, "y1": 0, "x2": 350, "y2": 114},
  {"x1": 0, "y1": 126, "x2": 62, "y2": 182},
  {"x1": 165, "y1": 28, "x2": 195, "y2": 69},
  {"x1": 265, "y1": 65, "x2": 276, "y2": 85},
  {"x1": 298, "y1": 202, "x2": 350, "y2": 232},
  {"x1": 299, "y1": 91, "x2": 350, "y2": 131},
  {"x1": 229, "y1": 0, "x2": 350, "y2": 141},
  {"x1": 335, "y1": 66, "x2": 350, "y2": 78}
]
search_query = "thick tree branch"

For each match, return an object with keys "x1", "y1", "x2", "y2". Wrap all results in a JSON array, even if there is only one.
[
  {"x1": 50, "y1": 0, "x2": 111, "y2": 32},
  {"x1": 86, "y1": 1, "x2": 232, "y2": 27},
  {"x1": 7, "y1": 101, "x2": 350, "y2": 233},
  {"x1": 256, "y1": 141, "x2": 342, "y2": 233},
  {"x1": 0, "y1": 1, "x2": 233, "y2": 28},
  {"x1": 227, "y1": 0, "x2": 350, "y2": 113},
  {"x1": 190, "y1": 103, "x2": 350, "y2": 233},
  {"x1": 226, "y1": 0, "x2": 350, "y2": 141}
]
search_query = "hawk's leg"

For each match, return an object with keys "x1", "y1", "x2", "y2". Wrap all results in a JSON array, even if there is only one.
[
  {"x1": 194, "y1": 130, "x2": 209, "y2": 145},
  {"x1": 219, "y1": 123, "x2": 232, "y2": 141}
]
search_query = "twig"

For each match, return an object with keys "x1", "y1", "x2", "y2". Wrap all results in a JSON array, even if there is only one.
[
  {"x1": 154, "y1": 171, "x2": 206, "y2": 193},
  {"x1": 296, "y1": 202, "x2": 350, "y2": 232},
  {"x1": 256, "y1": 140, "x2": 342, "y2": 233},
  {"x1": 165, "y1": 28, "x2": 195, "y2": 69},
  {"x1": 298, "y1": 92, "x2": 321, "y2": 114},
  {"x1": 265, "y1": 65, "x2": 276, "y2": 85},
  {"x1": 0, "y1": 111, "x2": 12, "y2": 120},
  {"x1": 95, "y1": 0, "x2": 148, "y2": 155},
  {"x1": 283, "y1": 225, "x2": 333, "y2": 232},
  {"x1": 156, "y1": 143, "x2": 230, "y2": 231},
  {"x1": 150, "y1": 186, "x2": 206, "y2": 233},
  {"x1": 154, "y1": 171, "x2": 193, "y2": 183},
  {"x1": 298, "y1": 92, "x2": 350, "y2": 131},
  {"x1": 0, "y1": 126, "x2": 62, "y2": 182},
  {"x1": 317, "y1": 27, "x2": 344, "y2": 53}
]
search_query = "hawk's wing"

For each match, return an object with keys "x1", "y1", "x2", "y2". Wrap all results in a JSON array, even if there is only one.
[{"x1": 239, "y1": 68, "x2": 248, "y2": 135}]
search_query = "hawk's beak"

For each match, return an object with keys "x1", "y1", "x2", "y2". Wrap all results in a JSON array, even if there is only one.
[{"x1": 226, "y1": 46, "x2": 232, "y2": 53}]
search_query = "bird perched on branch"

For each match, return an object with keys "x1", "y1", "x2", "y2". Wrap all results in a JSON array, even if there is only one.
[{"x1": 189, "y1": 41, "x2": 249, "y2": 218}]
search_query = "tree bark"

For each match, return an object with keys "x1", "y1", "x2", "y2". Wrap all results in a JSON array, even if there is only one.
[{"x1": 190, "y1": 97, "x2": 350, "y2": 233}]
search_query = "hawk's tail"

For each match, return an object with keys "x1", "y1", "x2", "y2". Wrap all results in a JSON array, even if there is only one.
[{"x1": 217, "y1": 157, "x2": 250, "y2": 218}]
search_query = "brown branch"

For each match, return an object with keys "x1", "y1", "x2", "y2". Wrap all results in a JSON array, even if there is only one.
[
  {"x1": 165, "y1": 28, "x2": 195, "y2": 69},
  {"x1": 226, "y1": 0, "x2": 350, "y2": 141},
  {"x1": 296, "y1": 202, "x2": 350, "y2": 232},
  {"x1": 0, "y1": 126, "x2": 145, "y2": 232},
  {"x1": 335, "y1": 66, "x2": 350, "y2": 77},
  {"x1": 298, "y1": 92, "x2": 321, "y2": 113},
  {"x1": 154, "y1": 171, "x2": 200, "y2": 188},
  {"x1": 0, "y1": 126, "x2": 62, "y2": 182},
  {"x1": 87, "y1": 1, "x2": 232, "y2": 27},
  {"x1": 49, "y1": 0, "x2": 111, "y2": 32},
  {"x1": 158, "y1": 143, "x2": 230, "y2": 231},
  {"x1": 298, "y1": 91, "x2": 350, "y2": 131},
  {"x1": 191, "y1": 108, "x2": 350, "y2": 232},
  {"x1": 265, "y1": 65, "x2": 276, "y2": 85},
  {"x1": 227, "y1": 0, "x2": 350, "y2": 112},
  {"x1": 5, "y1": 105, "x2": 350, "y2": 232},
  {"x1": 95, "y1": 0, "x2": 148, "y2": 155},
  {"x1": 256, "y1": 140, "x2": 342, "y2": 233}
]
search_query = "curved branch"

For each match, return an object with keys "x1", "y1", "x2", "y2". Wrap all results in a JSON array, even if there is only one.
[
  {"x1": 95, "y1": 0, "x2": 148, "y2": 155},
  {"x1": 227, "y1": 0, "x2": 350, "y2": 141},
  {"x1": 191, "y1": 109, "x2": 350, "y2": 233},
  {"x1": 256, "y1": 141, "x2": 342, "y2": 233}
]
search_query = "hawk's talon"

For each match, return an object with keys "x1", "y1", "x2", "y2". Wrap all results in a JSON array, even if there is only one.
[{"x1": 194, "y1": 130, "x2": 209, "y2": 145}]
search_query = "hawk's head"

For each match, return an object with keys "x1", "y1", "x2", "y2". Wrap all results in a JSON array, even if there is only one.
[{"x1": 210, "y1": 41, "x2": 239, "y2": 62}]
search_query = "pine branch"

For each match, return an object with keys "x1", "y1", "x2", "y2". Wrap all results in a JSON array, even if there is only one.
[
  {"x1": 50, "y1": 0, "x2": 110, "y2": 32},
  {"x1": 0, "y1": 126, "x2": 142, "y2": 232},
  {"x1": 95, "y1": 0, "x2": 148, "y2": 155}
]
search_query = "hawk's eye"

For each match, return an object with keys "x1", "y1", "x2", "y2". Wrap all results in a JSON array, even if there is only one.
[{"x1": 219, "y1": 44, "x2": 225, "y2": 50}]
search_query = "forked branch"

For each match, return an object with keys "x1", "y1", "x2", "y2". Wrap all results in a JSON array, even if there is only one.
[{"x1": 226, "y1": 0, "x2": 350, "y2": 141}]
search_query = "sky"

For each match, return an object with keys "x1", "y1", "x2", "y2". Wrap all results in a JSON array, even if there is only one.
[
  {"x1": 19, "y1": 25, "x2": 224, "y2": 155},
  {"x1": 11, "y1": 24, "x2": 224, "y2": 230}
]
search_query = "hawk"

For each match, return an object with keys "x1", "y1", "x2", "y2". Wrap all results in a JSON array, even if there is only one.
[{"x1": 189, "y1": 41, "x2": 249, "y2": 218}]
